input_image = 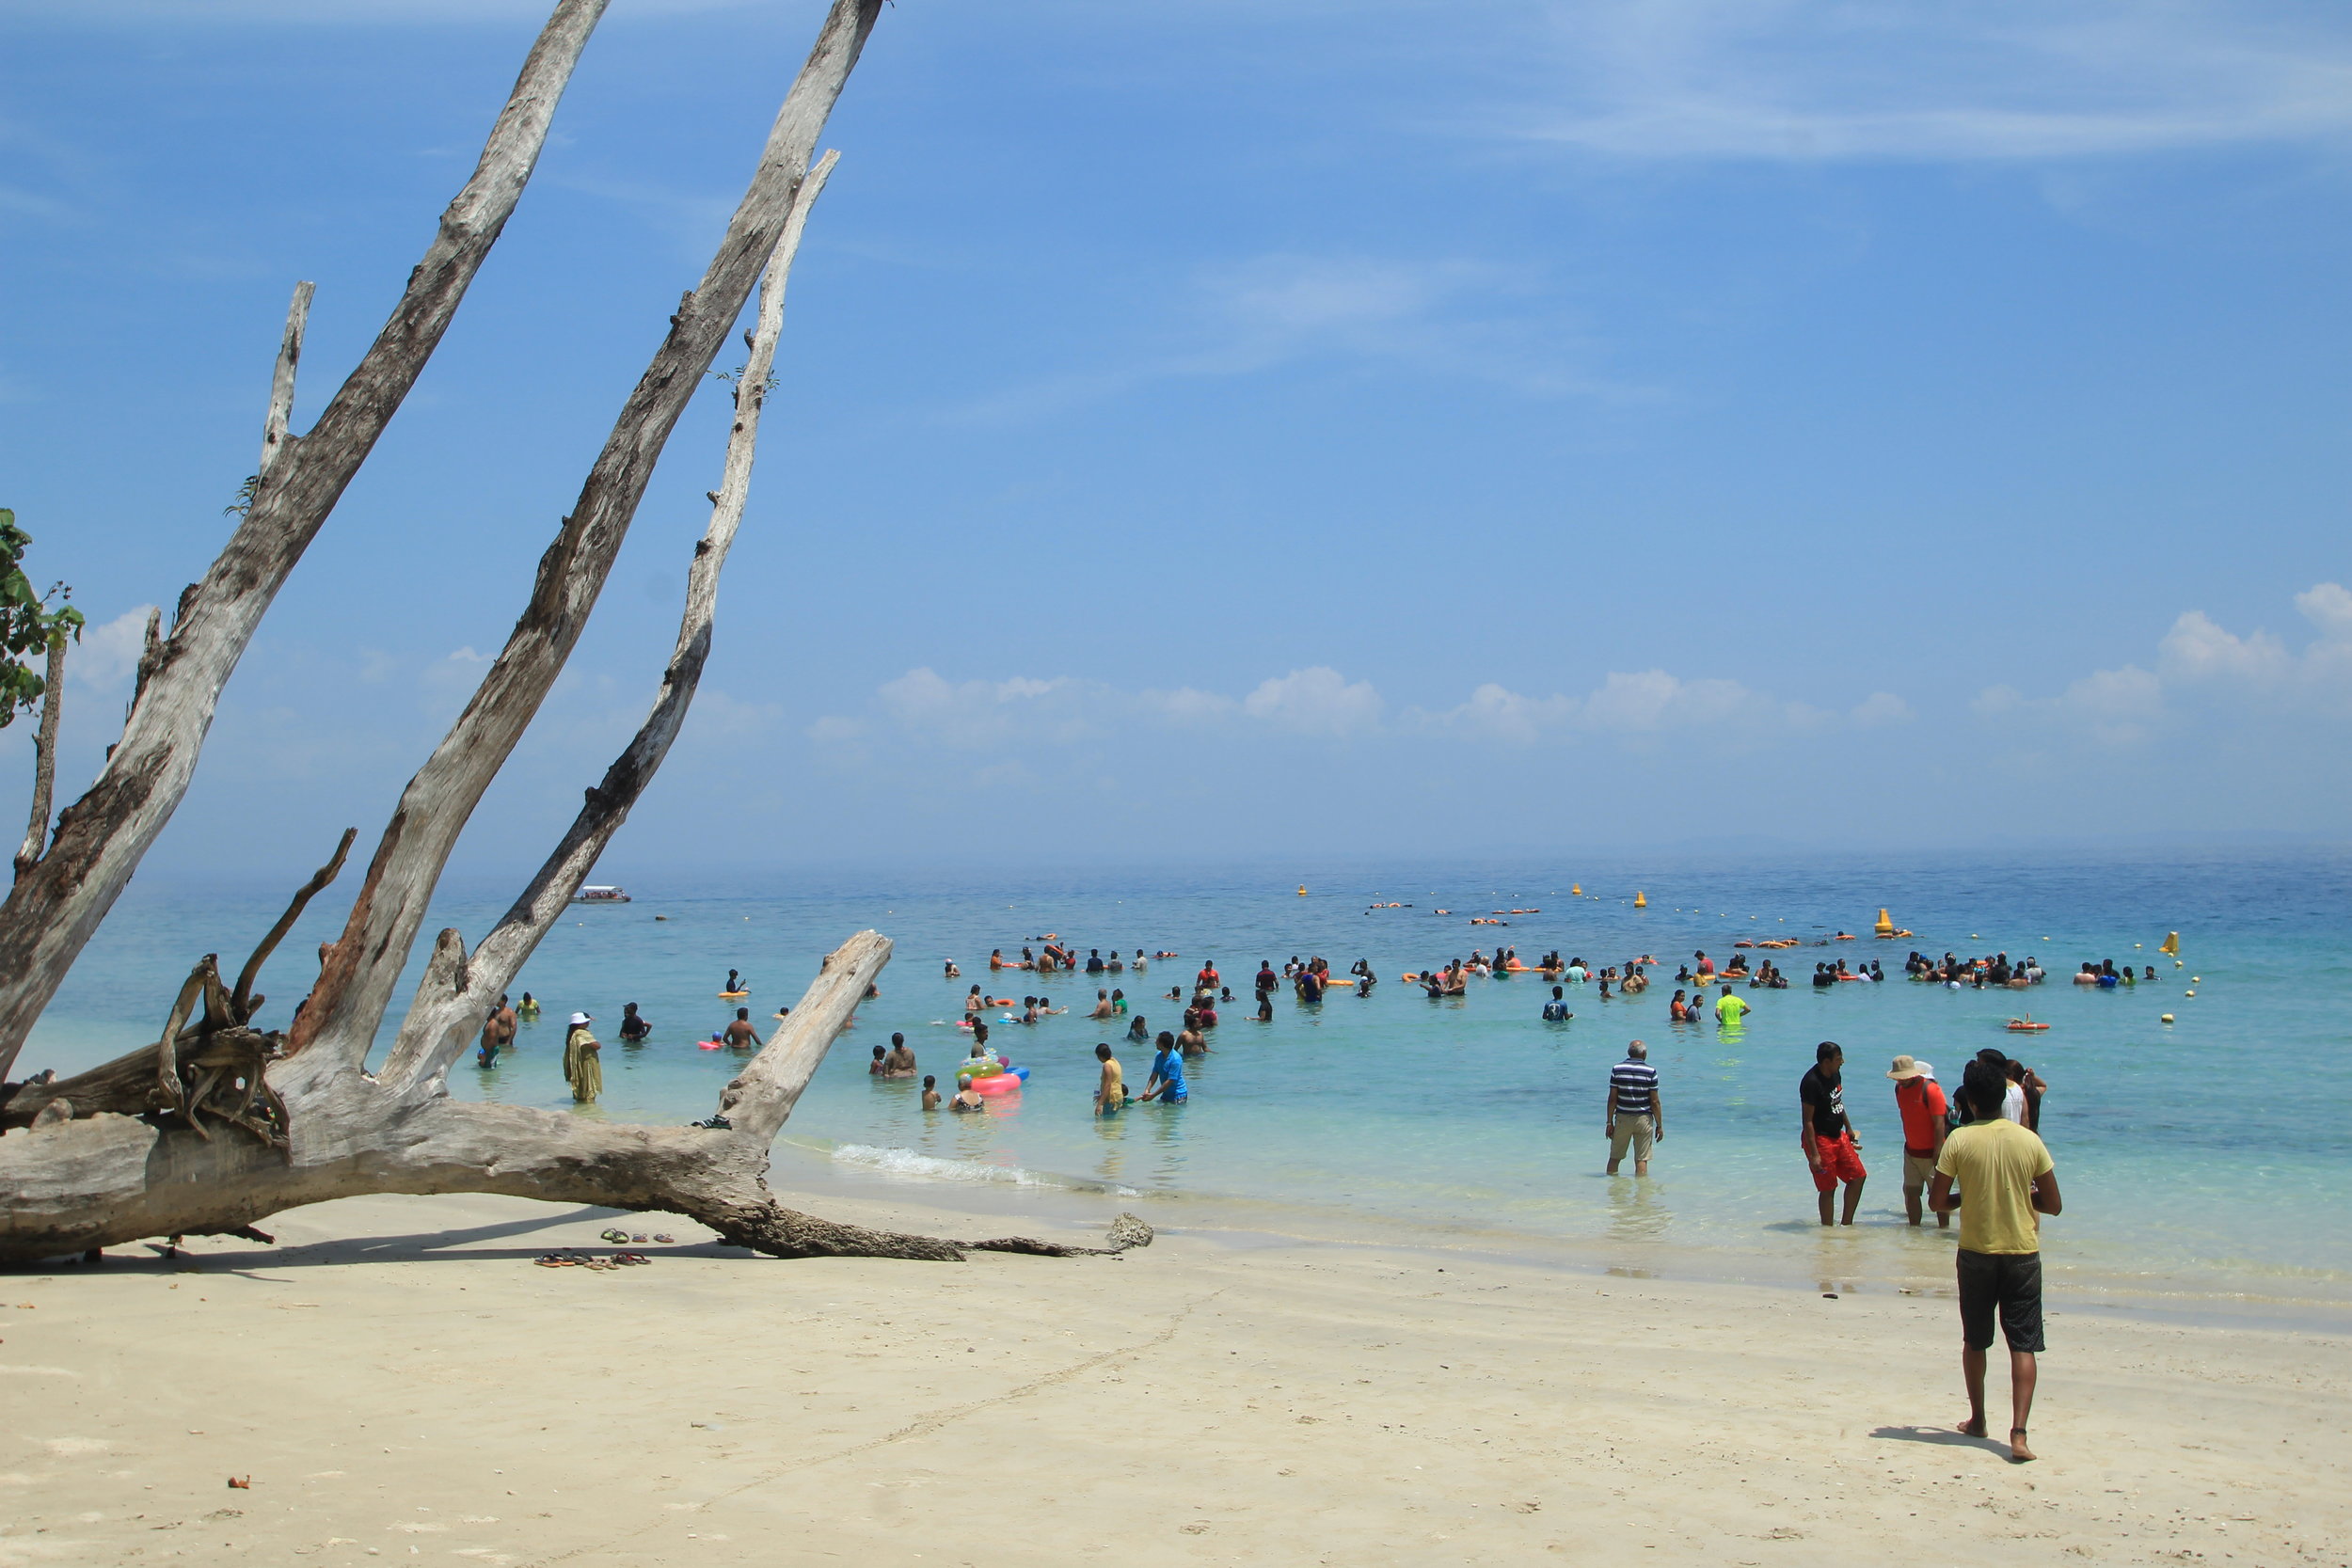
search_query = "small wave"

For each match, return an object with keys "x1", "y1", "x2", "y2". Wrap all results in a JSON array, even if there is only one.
[{"x1": 830, "y1": 1143, "x2": 1138, "y2": 1197}]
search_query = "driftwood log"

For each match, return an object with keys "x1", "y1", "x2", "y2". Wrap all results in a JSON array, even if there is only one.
[{"x1": 0, "y1": 0, "x2": 1146, "y2": 1267}]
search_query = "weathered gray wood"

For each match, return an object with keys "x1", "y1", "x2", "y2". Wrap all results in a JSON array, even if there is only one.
[
  {"x1": 380, "y1": 150, "x2": 840, "y2": 1096},
  {"x1": 294, "y1": 3, "x2": 882, "y2": 1075},
  {"x1": 10, "y1": 635, "x2": 67, "y2": 878},
  {"x1": 0, "y1": 0, "x2": 612, "y2": 1084},
  {"x1": 257, "y1": 280, "x2": 315, "y2": 479},
  {"x1": 1, "y1": 933, "x2": 945, "y2": 1261},
  {"x1": 0, "y1": 2, "x2": 1148, "y2": 1271}
]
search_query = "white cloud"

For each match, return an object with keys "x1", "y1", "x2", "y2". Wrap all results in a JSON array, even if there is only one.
[
  {"x1": 1850, "y1": 691, "x2": 1913, "y2": 727},
  {"x1": 1503, "y1": 0, "x2": 2352, "y2": 163},
  {"x1": 1975, "y1": 582, "x2": 2352, "y2": 742},
  {"x1": 66, "y1": 607, "x2": 154, "y2": 692},
  {"x1": 822, "y1": 660, "x2": 1899, "y2": 760},
  {"x1": 1241, "y1": 666, "x2": 1385, "y2": 736}
]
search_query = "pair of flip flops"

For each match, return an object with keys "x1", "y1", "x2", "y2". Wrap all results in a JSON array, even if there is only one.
[
  {"x1": 533, "y1": 1251, "x2": 651, "y2": 1270},
  {"x1": 599, "y1": 1228, "x2": 677, "y2": 1244}
]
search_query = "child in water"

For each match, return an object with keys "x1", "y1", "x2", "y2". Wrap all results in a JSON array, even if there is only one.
[{"x1": 921, "y1": 1075, "x2": 941, "y2": 1111}]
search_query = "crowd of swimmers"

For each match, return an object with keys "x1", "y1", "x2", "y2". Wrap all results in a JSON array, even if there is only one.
[{"x1": 1899, "y1": 951, "x2": 2159, "y2": 990}]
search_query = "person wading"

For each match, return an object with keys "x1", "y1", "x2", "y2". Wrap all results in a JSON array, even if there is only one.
[
  {"x1": 1800, "y1": 1040, "x2": 1866, "y2": 1226},
  {"x1": 562, "y1": 1011, "x2": 602, "y2": 1104},
  {"x1": 1606, "y1": 1039, "x2": 1662, "y2": 1177}
]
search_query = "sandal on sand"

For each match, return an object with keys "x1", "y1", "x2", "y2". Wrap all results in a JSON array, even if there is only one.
[
  {"x1": 652, "y1": 1234, "x2": 675, "y2": 1244},
  {"x1": 631, "y1": 1233, "x2": 650, "y2": 1243},
  {"x1": 600, "y1": 1228, "x2": 630, "y2": 1243}
]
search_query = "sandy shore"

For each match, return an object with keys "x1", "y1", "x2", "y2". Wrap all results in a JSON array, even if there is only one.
[{"x1": 4, "y1": 1183, "x2": 2345, "y2": 1568}]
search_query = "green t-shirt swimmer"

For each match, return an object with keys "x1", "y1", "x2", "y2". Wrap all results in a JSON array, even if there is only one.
[{"x1": 1715, "y1": 990, "x2": 1750, "y2": 1024}]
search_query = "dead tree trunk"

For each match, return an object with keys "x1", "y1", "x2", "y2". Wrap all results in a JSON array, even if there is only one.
[
  {"x1": 0, "y1": 0, "x2": 612, "y2": 1081},
  {"x1": 0, "y1": 929, "x2": 1140, "y2": 1262},
  {"x1": 0, "y1": 0, "x2": 1148, "y2": 1268}
]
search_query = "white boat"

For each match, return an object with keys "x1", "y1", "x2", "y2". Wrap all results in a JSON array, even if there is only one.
[{"x1": 573, "y1": 885, "x2": 631, "y2": 904}]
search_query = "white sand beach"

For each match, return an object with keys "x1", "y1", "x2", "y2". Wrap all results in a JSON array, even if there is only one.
[{"x1": 4, "y1": 1184, "x2": 2345, "y2": 1567}]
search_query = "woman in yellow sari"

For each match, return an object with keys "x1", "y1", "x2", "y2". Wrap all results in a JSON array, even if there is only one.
[{"x1": 563, "y1": 1011, "x2": 603, "y2": 1103}]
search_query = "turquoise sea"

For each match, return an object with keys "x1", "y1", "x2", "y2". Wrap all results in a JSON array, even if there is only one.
[{"x1": 24, "y1": 850, "x2": 2350, "y2": 1311}]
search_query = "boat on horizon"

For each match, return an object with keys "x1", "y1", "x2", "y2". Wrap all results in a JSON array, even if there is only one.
[{"x1": 573, "y1": 885, "x2": 631, "y2": 905}]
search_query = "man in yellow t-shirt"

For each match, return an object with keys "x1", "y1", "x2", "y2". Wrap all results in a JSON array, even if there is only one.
[{"x1": 1930, "y1": 1060, "x2": 2061, "y2": 1463}]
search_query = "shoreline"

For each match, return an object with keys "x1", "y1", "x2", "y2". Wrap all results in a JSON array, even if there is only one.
[{"x1": 773, "y1": 1136, "x2": 2352, "y2": 1338}]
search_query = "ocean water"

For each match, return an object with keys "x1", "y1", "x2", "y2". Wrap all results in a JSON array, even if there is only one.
[{"x1": 23, "y1": 849, "x2": 2350, "y2": 1307}]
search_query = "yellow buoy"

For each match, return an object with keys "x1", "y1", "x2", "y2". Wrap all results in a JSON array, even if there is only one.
[
  {"x1": 1633, "y1": 891, "x2": 1647, "y2": 909},
  {"x1": 2159, "y1": 931, "x2": 2179, "y2": 955},
  {"x1": 1571, "y1": 883, "x2": 1581, "y2": 896},
  {"x1": 1873, "y1": 908, "x2": 1894, "y2": 938},
  {"x1": 1297, "y1": 885, "x2": 1308, "y2": 896}
]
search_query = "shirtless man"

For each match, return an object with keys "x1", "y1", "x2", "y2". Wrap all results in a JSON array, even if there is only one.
[
  {"x1": 1090, "y1": 989, "x2": 1116, "y2": 1020},
  {"x1": 882, "y1": 1032, "x2": 917, "y2": 1078},
  {"x1": 1094, "y1": 1042, "x2": 1125, "y2": 1116},
  {"x1": 723, "y1": 1007, "x2": 759, "y2": 1048}
]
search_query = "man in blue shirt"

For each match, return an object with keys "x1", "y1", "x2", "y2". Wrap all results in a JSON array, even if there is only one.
[
  {"x1": 1542, "y1": 986, "x2": 1572, "y2": 1022},
  {"x1": 1142, "y1": 1029, "x2": 1188, "y2": 1104}
]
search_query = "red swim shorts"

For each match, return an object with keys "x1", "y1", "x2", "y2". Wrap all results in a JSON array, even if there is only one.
[{"x1": 1809, "y1": 1132, "x2": 1867, "y2": 1191}]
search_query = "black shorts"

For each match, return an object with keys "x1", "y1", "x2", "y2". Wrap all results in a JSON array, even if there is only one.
[{"x1": 1956, "y1": 1248, "x2": 2045, "y2": 1354}]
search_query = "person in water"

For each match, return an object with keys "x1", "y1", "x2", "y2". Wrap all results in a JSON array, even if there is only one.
[
  {"x1": 1543, "y1": 986, "x2": 1572, "y2": 1022},
  {"x1": 868, "y1": 1044, "x2": 889, "y2": 1075},
  {"x1": 723, "y1": 1007, "x2": 759, "y2": 1048},
  {"x1": 1142, "y1": 1031, "x2": 1188, "y2": 1104},
  {"x1": 1802, "y1": 1040, "x2": 1867, "y2": 1227},
  {"x1": 1094, "y1": 1042, "x2": 1125, "y2": 1116},
  {"x1": 1255, "y1": 992, "x2": 1274, "y2": 1022},
  {"x1": 618, "y1": 1002, "x2": 650, "y2": 1043},
  {"x1": 1715, "y1": 988, "x2": 1750, "y2": 1025},
  {"x1": 1126, "y1": 1012, "x2": 1150, "y2": 1042},
  {"x1": 562, "y1": 1011, "x2": 602, "y2": 1104},
  {"x1": 964, "y1": 985, "x2": 985, "y2": 1015},
  {"x1": 516, "y1": 991, "x2": 541, "y2": 1022},
  {"x1": 723, "y1": 969, "x2": 744, "y2": 995},
  {"x1": 478, "y1": 994, "x2": 517, "y2": 1066},
  {"x1": 943, "y1": 959, "x2": 961, "y2": 978},
  {"x1": 881, "y1": 1032, "x2": 916, "y2": 1077},
  {"x1": 1090, "y1": 989, "x2": 1116, "y2": 1020},
  {"x1": 1176, "y1": 1019, "x2": 1209, "y2": 1057},
  {"x1": 921, "y1": 1074, "x2": 941, "y2": 1111},
  {"x1": 1110, "y1": 988, "x2": 1127, "y2": 1014}
]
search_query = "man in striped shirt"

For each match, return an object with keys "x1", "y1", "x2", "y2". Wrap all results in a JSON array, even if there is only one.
[{"x1": 1606, "y1": 1040, "x2": 1663, "y2": 1177}]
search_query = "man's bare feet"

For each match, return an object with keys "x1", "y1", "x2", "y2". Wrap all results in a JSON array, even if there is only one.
[
  {"x1": 2009, "y1": 1427, "x2": 2036, "y2": 1463},
  {"x1": 1957, "y1": 1416, "x2": 1987, "y2": 1438}
]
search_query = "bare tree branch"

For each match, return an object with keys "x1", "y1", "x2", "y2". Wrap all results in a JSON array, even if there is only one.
[
  {"x1": 381, "y1": 150, "x2": 841, "y2": 1095},
  {"x1": 258, "y1": 280, "x2": 316, "y2": 480},
  {"x1": 230, "y1": 828, "x2": 357, "y2": 1022},
  {"x1": 11, "y1": 636, "x2": 67, "y2": 879},
  {"x1": 0, "y1": 0, "x2": 613, "y2": 1084},
  {"x1": 292, "y1": 1, "x2": 882, "y2": 1073}
]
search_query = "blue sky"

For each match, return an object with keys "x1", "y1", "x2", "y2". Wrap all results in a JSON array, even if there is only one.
[{"x1": 2, "y1": 0, "x2": 2348, "y2": 875}]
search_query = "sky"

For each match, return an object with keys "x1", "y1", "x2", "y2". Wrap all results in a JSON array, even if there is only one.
[{"x1": 2, "y1": 0, "x2": 2348, "y2": 879}]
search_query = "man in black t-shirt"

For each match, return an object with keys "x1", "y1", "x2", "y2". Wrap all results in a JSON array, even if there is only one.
[{"x1": 1800, "y1": 1039, "x2": 1867, "y2": 1226}]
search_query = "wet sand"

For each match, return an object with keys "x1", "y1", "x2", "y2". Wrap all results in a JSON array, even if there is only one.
[{"x1": 3, "y1": 1185, "x2": 2345, "y2": 1567}]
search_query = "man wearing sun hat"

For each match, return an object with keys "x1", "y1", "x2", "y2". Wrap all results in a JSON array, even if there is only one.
[{"x1": 1888, "y1": 1054, "x2": 1948, "y2": 1228}]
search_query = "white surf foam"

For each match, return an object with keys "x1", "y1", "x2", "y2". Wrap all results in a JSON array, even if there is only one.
[{"x1": 830, "y1": 1143, "x2": 1137, "y2": 1197}]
